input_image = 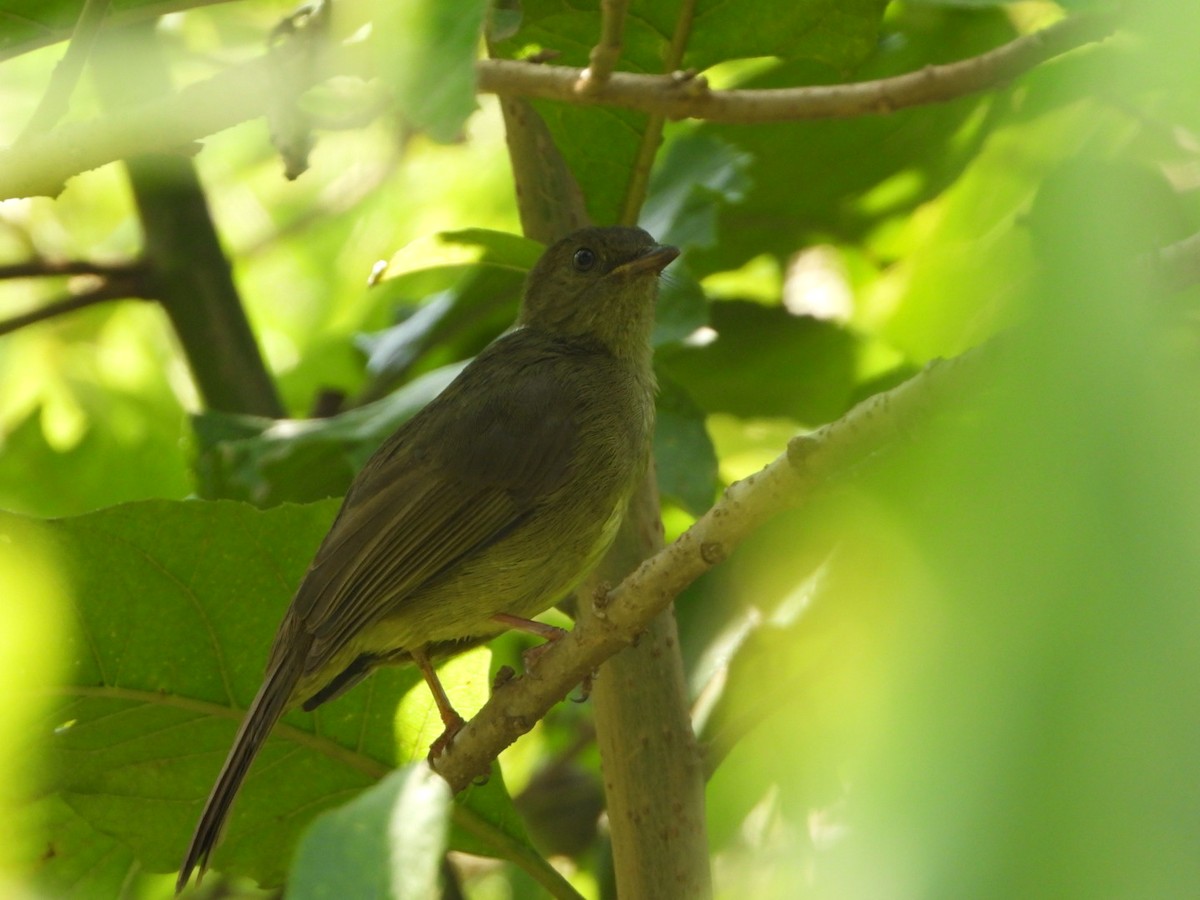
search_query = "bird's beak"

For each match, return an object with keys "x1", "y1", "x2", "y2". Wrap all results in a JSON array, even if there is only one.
[{"x1": 614, "y1": 243, "x2": 680, "y2": 277}]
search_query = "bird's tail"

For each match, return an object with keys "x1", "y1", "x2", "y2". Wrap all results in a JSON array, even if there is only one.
[{"x1": 176, "y1": 655, "x2": 300, "y2": 894}]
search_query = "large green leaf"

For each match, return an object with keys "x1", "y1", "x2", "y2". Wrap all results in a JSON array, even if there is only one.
[
  {"x1": 654, "y1": 372, "x2": 717, "y2": 515},
  {"x1": 18, "y1": 500, "x2": 550, "y2": 892}
]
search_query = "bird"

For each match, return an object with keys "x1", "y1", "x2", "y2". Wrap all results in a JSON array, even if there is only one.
[{"x1": 177, "y1": 225, "x2": 678, "y2": 891}]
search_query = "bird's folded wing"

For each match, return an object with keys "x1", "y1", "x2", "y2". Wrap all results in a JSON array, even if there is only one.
[
  {"x1": 288, "y1": 353, "x2": 583, "y2": 675},
  {"x1": 296, "y1": 476, "x2": 528, "y2": 673}
]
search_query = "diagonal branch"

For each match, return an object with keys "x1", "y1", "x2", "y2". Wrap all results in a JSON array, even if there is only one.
[
  {"x1": 0, "y1": 258, "x2": 146, "y2": 280},
  {"x1": 0, "y1": 270, "x2": 154, "y2": 336},
  {"x1": 431, "y1": 346, "x2": 992, "y2": 792},
  {"x1": 618, "y1": 0, "x2": 697, "y2": 225}
]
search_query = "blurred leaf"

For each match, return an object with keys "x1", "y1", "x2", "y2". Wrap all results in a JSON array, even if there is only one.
[
  {"x1": 0, "y1": 520, "x2": 69, "y2": 889},
  {"x1": 824, "y1": 155, "x2": 1200, "y2": 899},
  {"x1": 0, "y1": 402, "x2": 191, "y2": 516},
  {"x1": 0, "y1": 0, "x2": 162, "y2": 60},
  {"x1": 657, "y1": 301, "x2": 859, "y2": 424},
  {"x1": 371, "y1": 0, "x2": 489, "y2": 142},
  {"x1": 654, "y1": 372, "x2": 717, "y2": 515},
  {"x1": 863, "y1": 45, "x2": 1136, "y2": 359},
  {"x1": 291, "y1": 764, "x2": 452, "y2": 900},
  {"x1": 0, "y1": 304, "x2": 192, "y2": 517}
]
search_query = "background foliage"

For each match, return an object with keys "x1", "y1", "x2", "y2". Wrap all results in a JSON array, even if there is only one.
[{"x1": 2, "y1": 0, "x2": 1199, "y2": 898}]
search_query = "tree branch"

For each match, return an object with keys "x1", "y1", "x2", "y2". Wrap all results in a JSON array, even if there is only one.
[
  {"x1": 617, "y1": 0, "x2": 697, "y2": 226},
  {"x1": 575, "y1": 0, "x2": 628, "y2": 94},
  {"x1": 0, "y1": 13, "x2": 1114, "y2": 201},
  {"x1": 0, "y1": 259, "x2": 146, "y2": 280},
  {"x1": 93, "y1": 24, "x2": 285, "y2": 418},
  {"x1": 431, "y1": 347, "x2": 990, "y2": 792},
  {"x1": 0, "y1": 272, "x2": 153, "y2": 336},
  {"x1": 478, "y1": 12, "x2": 1116, "y2": 124}
]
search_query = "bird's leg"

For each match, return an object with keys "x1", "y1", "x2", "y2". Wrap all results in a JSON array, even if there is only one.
[
  {"x1": 412, "y1": 646, "x2": 465, "y2": 758},
  {"x1": 491, "y1": 613, "x2": 566, "y2": 640},
  {"x1": 490, "y1": 613, "x2": 593, "y2": 700},
  {"x1": 491, "y1": 613, "x2": 566, "y2": 668}
]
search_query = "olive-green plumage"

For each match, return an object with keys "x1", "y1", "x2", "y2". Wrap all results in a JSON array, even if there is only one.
[{"x1": 177, "y1": 226, "x2": 677, "y2": 891}]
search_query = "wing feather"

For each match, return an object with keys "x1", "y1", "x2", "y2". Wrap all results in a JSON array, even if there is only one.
[{"x1": 286, "y1": 335, "x2": 591, "y2": 678}]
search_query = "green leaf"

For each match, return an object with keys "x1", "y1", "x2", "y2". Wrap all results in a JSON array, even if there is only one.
[
  {"x1": 21, "y1": 498, "x2": 569, "y2": 892},
  {"x1": 0, "y1": 0, "x2": 164, "y2": 60},
  {"x1": 689, "y1": 7, "x2": 1018, "y2": 275},
  {"x1": 641, "y1": 133, "x2": 752, "y2": 252},
  {"x1": 27, "y1": 499, "x2": 404, "y2": 888},
  {"x1": 27, "y1": 796, "x2": 143, "y2": 897},
  {"x1": 657, "y1": 301, "x2": 859, "y2": 424},
  {"x1": 652, "y1": 263, "x2": 709, "y2": 347},
  {"x1": 686, "y1": 0, "x2": 889, "y2": 71},
  {"x1": 371, "y1": 0, "x2": 489, "y2": 142},
  {"x1": 291, "y1": 764, "x2": 452, "y2": 900},
  {"x1": 654, "y1": 373, "x2": 718, "y2": 515},
  {"x1": 358, "y1": 229, "x2": 543, "y2": 400}
]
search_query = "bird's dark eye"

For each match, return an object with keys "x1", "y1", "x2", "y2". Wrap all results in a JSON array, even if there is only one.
[{"x1": 572, "y1": 247, "x2": 597, "y2": 272}]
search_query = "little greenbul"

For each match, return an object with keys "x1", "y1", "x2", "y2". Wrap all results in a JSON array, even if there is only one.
[{"x1": 177, "y1": 226, "x2": 678, "y2": 891}]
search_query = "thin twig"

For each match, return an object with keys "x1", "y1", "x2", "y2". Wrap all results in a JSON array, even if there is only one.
[
  {"x1": 576, "y1": 0, "x2": 628, "y2": 94},
  {"x1": 431, "y1": 348, "x2": 991, "y2": 792},
  {"x1": 0, "y1": 274, "x2": 154, "y2": 336},
  {"x1": 618, "y1": 0, "x2": 697, "y2": 226},
  {"x1": 17, "y1": 0, "x2": 112, "y2": 140},
  {"x1": 0, "y1": 259, "x2": 146, "y2": 281}
]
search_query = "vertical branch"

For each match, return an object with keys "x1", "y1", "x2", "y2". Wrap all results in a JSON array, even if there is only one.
[
  {"x1": 92, "y1": 23, "x2": 284, "y2": 417},
  {"x1": 577, "y1": 468, "x2": 713, "y2": 900},
  {"x1": 585, "y1": 3, "x2": 712, "y2": 896},
  {"x1": 618, "y1": 0, "x2": 698, "y2": 225},
  {"x1": 577, "y1": 0, "x2": 629, "y2": 93},
  {"x1": 494, "y1": 11, "x2": 711, "y2": 895},
  {"x1": 498, "y1": 96, "x2": 591, "y2": 242}
]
